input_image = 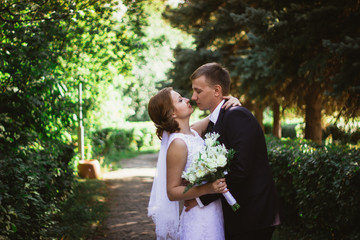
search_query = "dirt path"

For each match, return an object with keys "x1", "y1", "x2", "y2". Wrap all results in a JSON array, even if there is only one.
[{"x1": 91, "y1": 153, "x2": 158, "y2": 239}]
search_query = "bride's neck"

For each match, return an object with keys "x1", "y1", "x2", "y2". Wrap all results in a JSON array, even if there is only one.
[{"x1": 176, "y1": 120, "x2": 192, "y2": 135}]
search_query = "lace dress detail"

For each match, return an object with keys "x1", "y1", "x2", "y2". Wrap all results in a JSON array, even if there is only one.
[{"x1": 168, "y1": 129, "x2": 225, "y2": 240}]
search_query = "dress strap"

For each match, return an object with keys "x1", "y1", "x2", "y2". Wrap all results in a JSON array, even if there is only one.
[
  {"x1": 191, "y1": 128, "x2": 200, "y2": 137},
  {"x1": 168, "y1": 133, "x2": 188, "y2": 149}
]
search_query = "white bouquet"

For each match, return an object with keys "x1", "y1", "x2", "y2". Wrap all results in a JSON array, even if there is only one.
[{"x1": 182, "y1": 132, "x2": 240, "y2": 212}]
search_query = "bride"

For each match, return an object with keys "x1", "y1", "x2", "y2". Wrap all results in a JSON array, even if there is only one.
[{"x1": 147, "y1": 87, "x2": 240, "y2": 240}]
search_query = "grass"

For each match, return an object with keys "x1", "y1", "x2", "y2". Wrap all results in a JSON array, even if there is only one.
[{"x1": 56, "y1": 178, "x2": 108, "y2": 239}]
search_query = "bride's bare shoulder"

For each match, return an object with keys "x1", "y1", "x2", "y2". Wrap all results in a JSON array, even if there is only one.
[{"x1": 167, "y1": 138, "x2": 188, "y2": 156}]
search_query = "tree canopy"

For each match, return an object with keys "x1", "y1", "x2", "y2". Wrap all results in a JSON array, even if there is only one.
[
  {"x1": 164, "y1": 0, "x2": 360, "y2": 143},
  {"x1": 0, "y1": 0, "x2": 184, "y2": 237}
]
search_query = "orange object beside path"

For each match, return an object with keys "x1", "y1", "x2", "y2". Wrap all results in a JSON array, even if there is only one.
[{"x1": 77, "y1": 160, "x2": 101, "y2": 179}]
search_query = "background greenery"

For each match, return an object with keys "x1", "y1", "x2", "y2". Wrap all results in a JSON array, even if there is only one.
[
  {"x1": 0, "y1": 0, "x2": 359, "y2": 239},
  {"x1": 267, "y1": 137, "x2": 360, "y2": 239}
]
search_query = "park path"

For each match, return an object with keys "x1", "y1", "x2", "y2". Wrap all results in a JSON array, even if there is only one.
[{"x1": 90, "y1": 153, "x2": 158, "y2": 240}]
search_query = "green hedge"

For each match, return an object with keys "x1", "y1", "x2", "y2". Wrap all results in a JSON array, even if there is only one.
[
  {"x1": 91, "y1": 124, "x2": 156, "y2": 158},
  {"x1": 323, "y1": 123, "x2": 360, "y2": 145},
  {"x1": 267, "y1": 136, "x2": 360, "y2": 239},
  {"x1": 0, "y1": 143, "x2": 75, "y2": 239}
]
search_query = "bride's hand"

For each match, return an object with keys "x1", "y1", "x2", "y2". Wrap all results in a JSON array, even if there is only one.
[
  {"x1": 222, "y1": 96, "x2": 241, "y2": 110},
  {"x1": 207, "y1": 178, "x2": 228, "y2": 194}
]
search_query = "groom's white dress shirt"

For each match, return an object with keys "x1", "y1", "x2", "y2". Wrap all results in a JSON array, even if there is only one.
[
  {"x1": 196, "y1": 100, "x2": 225, "y2": 208},
  {"x1": 209, "y1": 100, "x2": 225, "y2": 126}
]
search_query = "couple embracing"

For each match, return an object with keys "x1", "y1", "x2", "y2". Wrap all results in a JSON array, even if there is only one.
[{"x1": 148, "y1": 63, "x2": 280, "y2": 240}]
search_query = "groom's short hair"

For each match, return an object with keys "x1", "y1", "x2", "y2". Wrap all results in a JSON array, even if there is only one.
[{"x1": 190, "y1": 62, "x2": 230, "y2": 95}]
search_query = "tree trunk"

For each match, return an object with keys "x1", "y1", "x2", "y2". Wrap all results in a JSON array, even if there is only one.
[
  {"x1": 305, "y1": 93, "x2": 322, "y2": 144},
  {"x1": 272, "y1": 101, "x2": 281, "y2": 138},
  {"x1": 254, "y1": 105, "x2": 265, "y2": 133}
]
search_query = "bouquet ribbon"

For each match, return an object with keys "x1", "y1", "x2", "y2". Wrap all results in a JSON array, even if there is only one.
[{"x1": 222, "y1": 171, "x2": 240, "y2": 212}]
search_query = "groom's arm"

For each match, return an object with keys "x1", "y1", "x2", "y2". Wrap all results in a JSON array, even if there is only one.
[
  {"x1": 184, "y1": 194, "x2": 221, "y2": 211},
  {"x1": 198, "y1": 193, "x2": 221, "y2": 206},
  {"x1": 224, "y1": 107, "x2": 259, "y2": 186}
]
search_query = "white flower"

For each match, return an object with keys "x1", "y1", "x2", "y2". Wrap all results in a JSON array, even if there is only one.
[
  {"x1": 205, "y1": 137, "x2": 215, "y2": 147},
  {"x1": 188, "y1": 173, "x2": 196, "y2": 183},
  {"x1": 196, "y1": 167, "x2": 206, "y2": 178},
  {"x1": 217, "y1": 154, "x2": 227, "y2": 167},
  {"x1": 204, "y1": 132, "x2": 220, "y2": 147},
  {"x1": 206, "y1": 158, "x2": 218, "y2": 170},
  {"x1": 182, "y1": 132, "x2": 234, "y2": 186}
]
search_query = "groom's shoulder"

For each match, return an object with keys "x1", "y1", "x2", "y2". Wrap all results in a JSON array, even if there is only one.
[
  {"x1": 222, "y1": 106, "x2": 256, "y2": 123},
  {"x1": 224, "y1": 105, "x2": 252, "y2": 117}
]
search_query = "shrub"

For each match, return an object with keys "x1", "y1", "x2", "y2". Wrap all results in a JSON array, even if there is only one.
[
  {"x1": 323, "y1": 123, "x2": 360, "y2": 145},
  {"x1": 90, "y1": 123, "x2": 156, "y2": 161},
  {"x1": 134, "y1": 127, "x2": 154, "y2": 150},
  {"x1": 91, "y1": 128, "x2": 114, "y2": 156},
  {"x1": 263, "y1": 122, "x2": 272, "y2": 135},
  {"x1": 267, "y1": 136, "x2": 360, "y2": 239},
  {"x1": 0, "y1": 143, "x2": 75, "y2": 239},
  {"x1": 109, "y1": 129, "x2": 135, "y2": 151},
  {"x1": 281, "y1": 123, "x2": 298, "y2": 138}
]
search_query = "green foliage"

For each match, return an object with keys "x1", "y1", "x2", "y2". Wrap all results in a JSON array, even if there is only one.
[
  {"x1": 164, "y1": 47, "x2": 221, "y2": 97},
  {"x1": 1, "y1": 0, "x2": 77, "y2": 151},
  {"x1": 90, "y1": 122, "x2": 157, "y2": 167},
  {"x1": 267, "y1": 137, "x2": 360, "y2": 239},
  {"x1": 92, "y1": 128, "x2": 134, "y2": 157},
  {"x1": 56, "y1": 0, "x2": 147, "y2": 131},
  {"x1": 165, "y1": 0, "x2": 360, "y2": 142},
  {"x1": 51, "y1": 179, "x2": 107, "y2": 239},
  {"x1": 323, "y1": 122, "x2": 360, "y2": 145},
  {"x1": 127, "y1": 0, "x2": 193, "y2": 121},
  {"x1": 0, "y1": 0, "x2": 160, "y2": 238},
  {"x1": 323, "y1": 36, "x2": 360, "y2": 118},
  {"x1": 231, "y1": 1, "x2": 360, "y2": 117},
  {"x1": 0, "y1": 145, "x2": 75, "y2": 239},
  {"x1": 263, "y1": 122, "x2": 272, "y2": 135},
  {"x1": 0, "y1": 2, "x2": 80, "y2": 237},
  {"x1": 281, "y1": 123, "x2": 298, "y2": 139},
  {"x1": 163, "y1": 0, "x2": 248, "y2": 97}
]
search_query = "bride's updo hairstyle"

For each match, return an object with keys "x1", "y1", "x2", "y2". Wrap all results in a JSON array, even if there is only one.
[{"x1": 148, "y1": 87, "x2": 179, "y2": 140}]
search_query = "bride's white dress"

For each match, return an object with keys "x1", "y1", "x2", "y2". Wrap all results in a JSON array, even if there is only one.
[{"x1": 168, "y1": 129, "x2": 225, "y2": 240}]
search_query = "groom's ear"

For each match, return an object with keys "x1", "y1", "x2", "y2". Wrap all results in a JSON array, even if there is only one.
[{"x1": 214, "y1": 85, "x2": 222, "y2": 97}]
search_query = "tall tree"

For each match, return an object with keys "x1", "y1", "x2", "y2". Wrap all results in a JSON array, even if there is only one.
[
  {"x1": 165, "y1": 0, "x2": 359, "y2": 143},
  {"x1": 0, "y1": 0, "x2": 81, "y2": 152},
  {"x1": 127, "y1": 0, "x2": 193, "y2": 121},
  {"x1": 232, "y1": 0, "x2": 360, "y2": 143},
  {"x1": 0, "y1": 0, "x2": 149, "y2": 237},
  {"x1": 163, "y1": 0, "x2": 249, "y2": 94},
  {"x1": 56, "y1": 0, "x2": 147, "y2": 130},
  {"x1": 164, "y1": 0, "x2": 281, "y2": 129}
]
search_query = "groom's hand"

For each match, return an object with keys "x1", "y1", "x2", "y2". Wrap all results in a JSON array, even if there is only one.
[{"x1": 184, "y1": 199, "x2": 198, "y2": 212}]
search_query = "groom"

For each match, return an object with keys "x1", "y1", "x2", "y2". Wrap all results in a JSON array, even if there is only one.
[{"x1": 186, "y1": 62, "x2": 280, "y2": 239}]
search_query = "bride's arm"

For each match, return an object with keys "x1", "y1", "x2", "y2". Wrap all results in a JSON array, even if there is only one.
[
  {"x1": 166, "y1": 139, "x2": 227, "y2": 201},
  {"x1": 191, "y1": 116, "x2": 209, "y2": 137},
  {"x1": 222, "y1": 95, "x2": 242, "y2": 109}
]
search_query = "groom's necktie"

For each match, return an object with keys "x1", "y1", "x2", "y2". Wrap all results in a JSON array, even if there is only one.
[{"x1": 205, "y1": 120, "x2": 214, "y2": 134}]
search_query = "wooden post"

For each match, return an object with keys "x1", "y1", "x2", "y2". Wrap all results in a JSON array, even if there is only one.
[{"x1": 78, "y1": 83, "x2": 84, "y2": 161}]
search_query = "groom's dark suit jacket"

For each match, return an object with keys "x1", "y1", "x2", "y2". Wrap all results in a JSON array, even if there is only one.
[{"x1": 200, "y1": 105, "x2": 279, "y2": 239}]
